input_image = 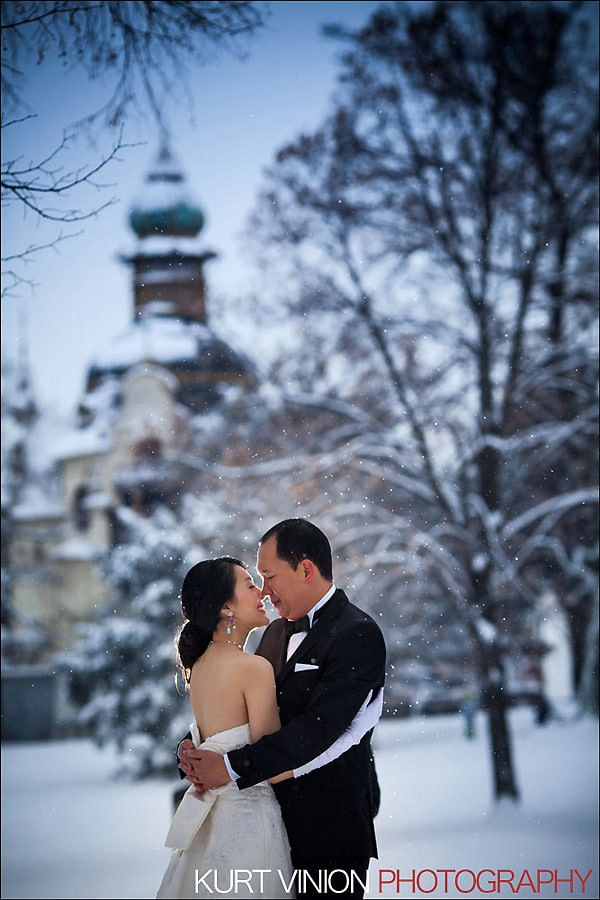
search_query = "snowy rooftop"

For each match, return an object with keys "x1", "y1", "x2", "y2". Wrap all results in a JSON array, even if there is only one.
[
  {"x1": 88, "y1": 315, "x2": 246, "y2": 374},
  {"x1": 12, "y1": 484, "x2": 64, "y2": 521},
  {"x1": 48, "y1": 537, "x2": 103, "y2": 561},
  {"x1": 130, "y1": 145, "x2": 201, "y2": 212},
  {"x1": 52, "y1": 426, "x2": 113, "y2": 461},
  {"x1": 92, "y1": 316, "x2": 197, "y2": 370}
]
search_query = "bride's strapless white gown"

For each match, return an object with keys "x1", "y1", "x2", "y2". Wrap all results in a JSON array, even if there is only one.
[{"x1": 156, "y1": 724, "x2": 295, "y2": 899}]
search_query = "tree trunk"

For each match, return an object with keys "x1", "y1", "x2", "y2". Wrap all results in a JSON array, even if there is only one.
[
  {"x1": 483, "y1": 683, "x2": 520, "y2": 801},
  {"x1": 577, "y1": 586, "x2": 599, "y2": 715},
  {"x1": 568, "y1": 596, "x2": 594, "y2": 694},
  {"x1": 477, "y1": 631, "x2": 520, "y2": 800}
]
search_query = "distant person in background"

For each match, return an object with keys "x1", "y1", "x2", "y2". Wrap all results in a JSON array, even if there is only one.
[
  {"x1": 179, "y1": 519, "x2": 386, "y2": 899},
  {"x1": 525, "y1": 659, "x2": 553, "y2": 725},
  {"x1": 460, "y1": 690, "x2": 477, "y2": 739}
]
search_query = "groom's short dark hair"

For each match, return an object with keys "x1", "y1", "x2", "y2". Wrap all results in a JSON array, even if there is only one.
[{"x1": 260, "y1": 518, "x2": 333, "y2": 580}]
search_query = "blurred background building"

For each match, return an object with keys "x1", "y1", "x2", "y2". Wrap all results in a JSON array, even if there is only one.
[{"x1": 2, "y1": 145, "x2": 262, "y2": 737}]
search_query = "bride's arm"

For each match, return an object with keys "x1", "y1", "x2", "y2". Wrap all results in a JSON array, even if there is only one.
[{"x1": 242, "y1": 656, "x2": 294, "y2": 784}]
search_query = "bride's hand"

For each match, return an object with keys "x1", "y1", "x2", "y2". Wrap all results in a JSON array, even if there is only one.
[{"x1": 179, "y1": 738, "x2": 201, "y2": 782}]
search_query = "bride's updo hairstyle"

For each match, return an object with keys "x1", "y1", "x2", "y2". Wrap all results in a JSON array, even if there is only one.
[{"x1": 176, "y1": 556, "x2": 245, "y2": 681}]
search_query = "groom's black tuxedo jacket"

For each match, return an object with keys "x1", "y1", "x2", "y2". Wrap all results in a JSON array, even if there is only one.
[{"x1": 227, "y1": 588, "x2": 387, "y2": 863}]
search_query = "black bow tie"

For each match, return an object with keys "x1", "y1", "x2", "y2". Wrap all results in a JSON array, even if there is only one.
[
  {"x1": 285, "y1": 615, "x2": 310, "y2": 636},
  {"x1": 285, "y1": 605, "x2": 325, "y2": 637}
]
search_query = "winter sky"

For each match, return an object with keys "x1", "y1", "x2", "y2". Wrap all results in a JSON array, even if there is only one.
[{"x1": 1, "y1": 1, "x2": 397, "y2": 417}]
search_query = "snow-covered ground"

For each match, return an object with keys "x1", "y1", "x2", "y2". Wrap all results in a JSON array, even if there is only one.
[{"x1": 1, "y1": 706, "x2": 598, "y2": 899}]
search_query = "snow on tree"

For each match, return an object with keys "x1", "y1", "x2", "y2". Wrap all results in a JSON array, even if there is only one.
[
  {"x1": 56, "y1": 505, "x2": 199, "y2": 777},
  {"x1": 236, "y1": 0, "x2": 599, "y2": 798},
  {"x1": 7, "y1": 2, "x2": 597, "y2": 796}
]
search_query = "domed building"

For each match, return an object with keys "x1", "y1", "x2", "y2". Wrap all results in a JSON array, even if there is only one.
[
  {"x1": 3, "y1": 145, "x2": 263, "y2": 726},
  {"x1": 72, "y1": 143, "x2": 260, "y2": 515},
  {"x1": 82, "y1": 143, "x2": 257, "y2": 415}
]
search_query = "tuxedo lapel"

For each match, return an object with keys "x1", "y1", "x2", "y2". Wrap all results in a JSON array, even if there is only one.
[
  {"x1": 278, "y1": 589, "x2": 349, "y2": 682},
  {"x1": 278, "y1": 628, "x2": 318, "y2": 680},
  {"x1": 255, "y1": 617, "x2": 288, "y2": 675}
]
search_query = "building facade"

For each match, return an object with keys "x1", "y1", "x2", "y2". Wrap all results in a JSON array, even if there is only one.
[{"x1": 2, "y1": 146, "x2": 259, "y2": 735}]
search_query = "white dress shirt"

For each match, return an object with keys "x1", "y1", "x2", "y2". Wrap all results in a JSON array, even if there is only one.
[{"x1": 285, "y1": 583, "x2": 337, "y2": 660}]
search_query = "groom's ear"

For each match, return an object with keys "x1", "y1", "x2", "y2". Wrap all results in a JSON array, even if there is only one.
[{"x1": 300, "y1": 559, "x2": 316, "y2": 582}]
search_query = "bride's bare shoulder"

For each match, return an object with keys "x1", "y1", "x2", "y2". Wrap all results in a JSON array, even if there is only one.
[{"x1": 240, "y1": 652, "x2": 275, "y2": 679}]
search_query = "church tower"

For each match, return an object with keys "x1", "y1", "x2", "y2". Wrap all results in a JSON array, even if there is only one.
[
  {"x1": 126, "y1": 143, "x2": 214, "y2": 323},
  {"x1": 82, "y1": 143, "x2": 257, "y2": 414}
]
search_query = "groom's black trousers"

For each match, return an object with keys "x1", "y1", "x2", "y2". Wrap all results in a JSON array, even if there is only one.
[{"x1": 292, "y1": 856, "x2": 370, "y2": 899}]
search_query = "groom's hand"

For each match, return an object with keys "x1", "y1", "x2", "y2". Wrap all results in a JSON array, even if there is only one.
[{"x1": 180, "y1": 744, "x2": 231, "y2": 789}]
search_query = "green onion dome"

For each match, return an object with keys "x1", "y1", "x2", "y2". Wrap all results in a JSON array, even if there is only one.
[{"x1": 128, "y1": 144, "x2": 204, "y2": 238}]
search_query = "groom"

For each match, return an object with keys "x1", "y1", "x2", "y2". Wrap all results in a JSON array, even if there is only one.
[{"x1": 179, "y1": 518, "x2": 387, "y2": 899}]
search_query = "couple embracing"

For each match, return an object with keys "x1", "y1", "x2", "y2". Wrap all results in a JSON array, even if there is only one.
[{"x1": 156, "y1": 518, "x2": 387, "y2": 899}]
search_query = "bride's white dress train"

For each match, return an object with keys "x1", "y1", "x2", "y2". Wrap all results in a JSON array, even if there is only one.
[{"x1": 156, "y1": 724, "x2": 294, "y2": 899}]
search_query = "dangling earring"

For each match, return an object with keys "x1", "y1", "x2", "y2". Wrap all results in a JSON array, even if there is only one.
[
  {"x1": 226, "y1": 611, "x2": 237, "y2": 635},
  {"x1": 174, "y1": 668, "x2": 191, "y2": 697}
]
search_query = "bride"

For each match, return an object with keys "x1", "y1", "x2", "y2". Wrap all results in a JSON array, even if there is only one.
[{"x1": 156, "y1": 556, "x2": 295, "y2": 899}]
